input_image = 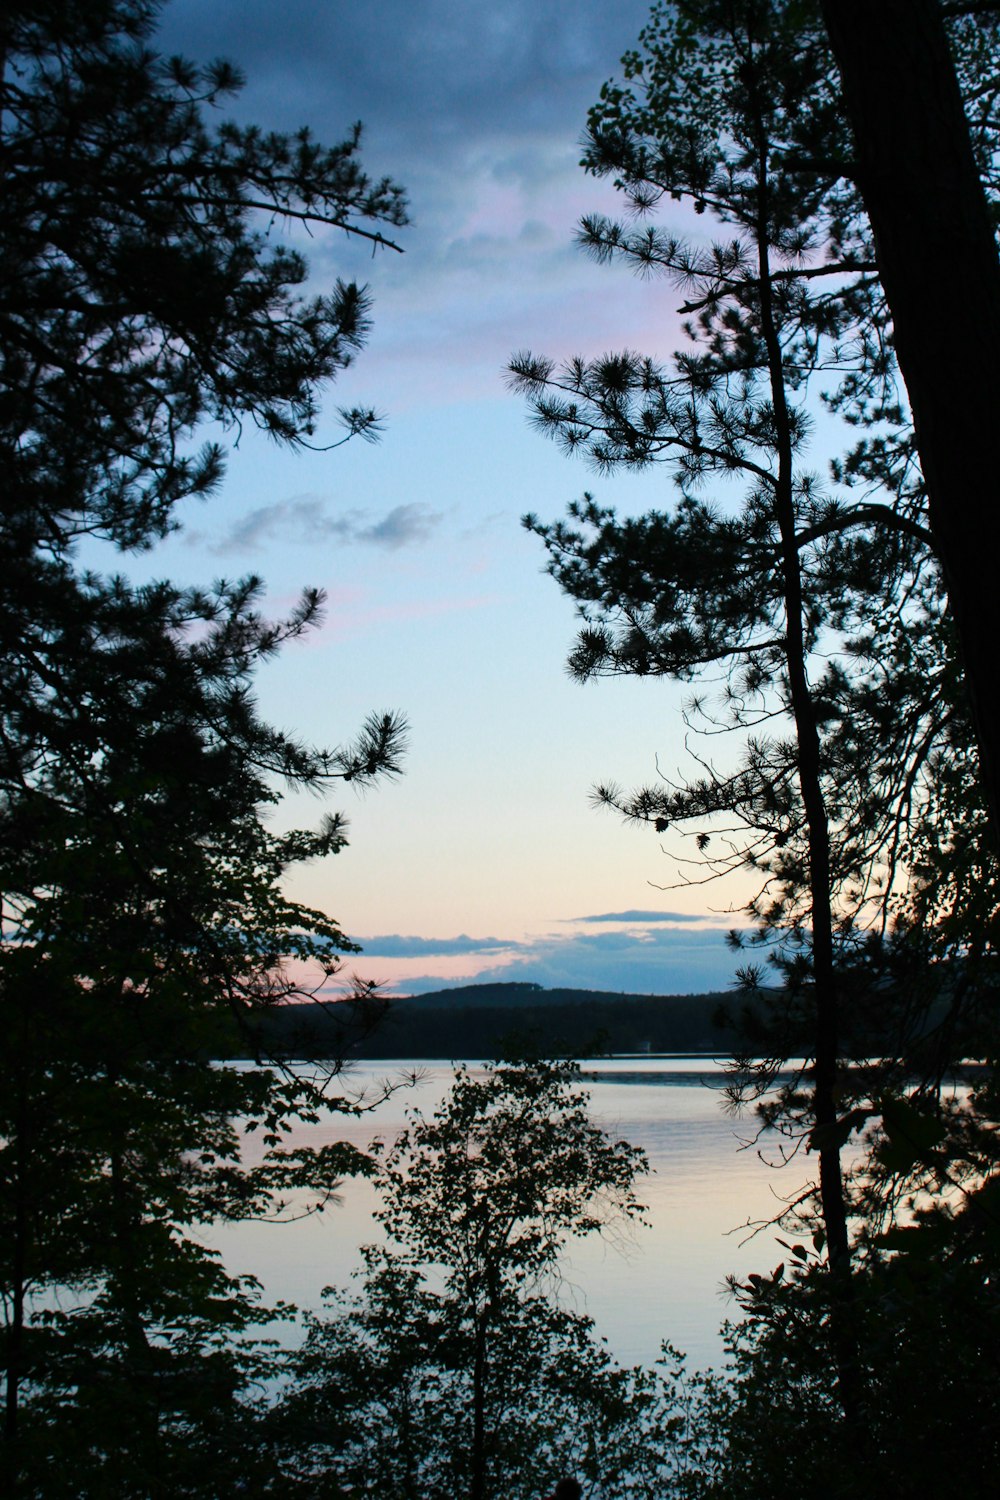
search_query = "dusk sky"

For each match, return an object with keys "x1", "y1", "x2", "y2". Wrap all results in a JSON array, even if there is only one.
[{"x1": 124, "y1": 0, "x2": 760, "y2": 995}]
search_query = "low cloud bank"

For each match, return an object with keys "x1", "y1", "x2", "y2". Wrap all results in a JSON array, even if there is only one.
[{"x1": 358, "y1": 921, "x2": 748, "y2": 996}]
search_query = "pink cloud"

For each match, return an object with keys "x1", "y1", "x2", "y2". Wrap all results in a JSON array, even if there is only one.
[
  {"x1": 326, "y1": 948, "x2": 527, "y2": 995},
  {"x1": 321, "y1": 591, "x2": 502, "y2": 639}
]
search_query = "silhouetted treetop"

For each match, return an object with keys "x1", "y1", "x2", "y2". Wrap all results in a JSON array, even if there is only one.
[{"x1": 1, "y1": 0, "x2": 408, "y2": 552}]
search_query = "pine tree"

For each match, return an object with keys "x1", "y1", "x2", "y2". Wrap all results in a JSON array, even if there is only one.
[
  {"x1": 1, "y1": 3, "x2": 408, "y2": 1487},
  {"x1": 510, "y1": 0, "x2": 1000, "y2": 1467},
  {"x1": 818, "y1": 0, "x2": 1000, "y2": 844}
]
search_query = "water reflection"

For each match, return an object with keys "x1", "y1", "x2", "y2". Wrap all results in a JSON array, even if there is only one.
[{"x1": 206, "y1": 1057, "x2": 811, "y2": 1371}]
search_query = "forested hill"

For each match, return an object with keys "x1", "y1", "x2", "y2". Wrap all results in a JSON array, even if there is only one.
[{"x1": 255, "y1": 982, "x2": 739, "y2": 1059}]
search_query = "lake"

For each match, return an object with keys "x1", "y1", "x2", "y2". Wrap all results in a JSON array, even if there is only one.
[{"x1": 205, "y1": 1056, "x2": 813, "y2": 1372}]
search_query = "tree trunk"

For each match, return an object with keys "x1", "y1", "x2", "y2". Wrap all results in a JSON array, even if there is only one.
[
  {"x1": 470, "y1": 1307, "x2": 488, "y2": 1500},
  {"x1": 109, "y1": 1137, "x2": 164, "y2": 1497},
  {"x1": 820, "y1": 0, "x2": 1000, "y2": 845},
  {"x1": 750, "y1": 86, "x2": 865, "y2": 1431}
]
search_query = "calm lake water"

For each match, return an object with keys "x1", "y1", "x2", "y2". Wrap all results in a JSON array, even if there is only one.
[{"x1": 205, "y1": 1057, "x2": 812, "y2": 1372}]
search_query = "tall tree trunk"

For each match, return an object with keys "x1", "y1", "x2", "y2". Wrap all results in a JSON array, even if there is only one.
[
  {"x1": 820, "y1": 0, "x2": 1000, "y2": 846},
  {"x1": 759, "y1": 232, "x2": 850, "y2": 1276},
  {"x1": 751, "y1": 86, "x2": 864, "y2": 1433}
]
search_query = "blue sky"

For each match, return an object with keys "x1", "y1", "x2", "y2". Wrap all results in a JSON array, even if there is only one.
[{"x1": 126, "y1": 0, "x2": 766, "y2": 995}]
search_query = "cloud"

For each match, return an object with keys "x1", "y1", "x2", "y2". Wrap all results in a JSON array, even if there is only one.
[
  {"x1": 354, "y1": 924, "x2": 750, "y2": 996},
  {"x1": 203, "y1": 497, "x2": 443, "y2": 555},
  {"x1": 159, "y1": 1, "x2": 655, "y2": 149},
  {"x1": 461, "y1": 926, "x2": 748, "y2": 995},
  {"x1": 356, "y1": 504, "x2": 442, "y2": 548},
  {"x1": 570, "y1": 909, "x2": 737, "y2": 927},
  {"x1": 156, "y1": 0, "x2": 692, "y2": 410},
  {"x1": 357, "y1": 934, "x2": 520, "y2": 958}
]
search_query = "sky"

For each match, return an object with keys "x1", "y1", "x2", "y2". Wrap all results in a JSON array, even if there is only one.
[{"x1": 124, "y1": 0, "x2": 763, "y2": 996}]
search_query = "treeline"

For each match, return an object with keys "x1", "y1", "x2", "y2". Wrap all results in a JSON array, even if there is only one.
[
  {"x1": 254, "y1": 981, "x2": 738, "y2": 1058},
  {"x1": 254, "y1": 977, "x2": 969, "y2": 1065}
]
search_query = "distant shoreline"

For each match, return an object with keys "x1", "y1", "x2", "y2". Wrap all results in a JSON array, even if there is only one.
[{"x1": 242, "y1": 980, "x2": 739, "y2": 1060}]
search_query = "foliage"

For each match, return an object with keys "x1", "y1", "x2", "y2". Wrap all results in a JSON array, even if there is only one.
[
  {"x1": 511, "y1": 0, "x2": 999, "y2": 1131},
  {"x1": 1, "y1": 1, "x2": 409, "y2": 1489},
  {"x1": 510, "y1": 0, "x2": 1000, "y2": 1476},
  {"x1": 711, "y1": 1155, "x2": 1000, "y2": 1500},
  {"x1": 513, "y1": 0, "x2": 997, "y2": 947},
  {"x1": 817, "y1": 0, "x2": 1000, "y2": 840},
  {"x1": 512, "y1": 0, "x2": 949, "y2": 935},
  {"x1": 274, "y1": 1057, "x2": 726, "y2": 1500},
  {"x1": 0, "y1": 586, "x2": 403, "y2": 1488},
  {"x1": 2, "y1": 0, "x2": 406, "y2": 553}
]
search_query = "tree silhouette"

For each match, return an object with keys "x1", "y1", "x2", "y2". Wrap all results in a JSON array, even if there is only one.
[
  {"x1": 277, "y1": 1057, "x2": 721, "y2": 1500},
  {"x1": 819, "y1": 0, "x2": 1000, "y2": 845},
  {"x1": 510, "y1": 0, "x2": 999, "y2": 1458},
  {"x1": 1, "y1": 3, "x2": 408, "y2": 1487}
]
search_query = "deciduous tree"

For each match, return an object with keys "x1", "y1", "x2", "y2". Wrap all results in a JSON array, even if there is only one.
[{"x1": 276, "y1": 1057, "x2": 721, "y2": 1500}]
